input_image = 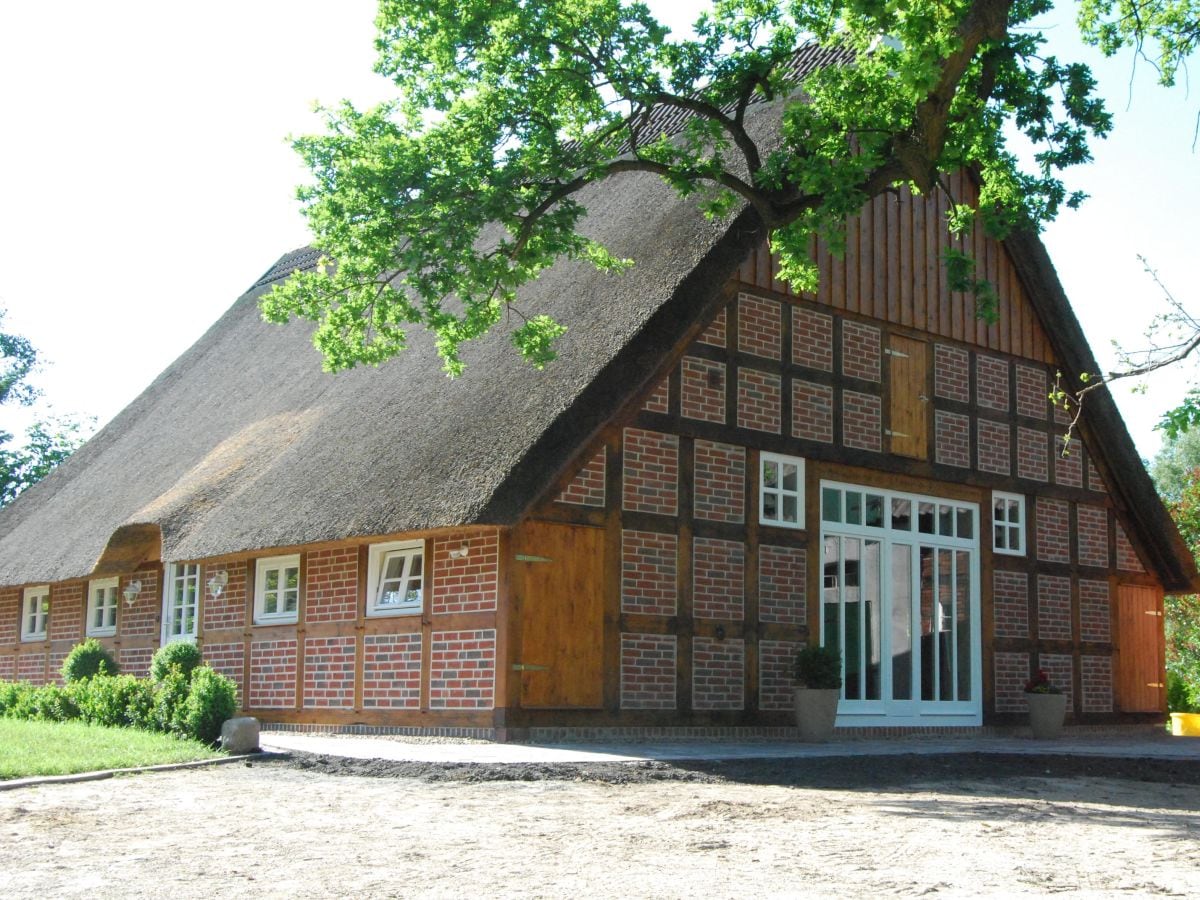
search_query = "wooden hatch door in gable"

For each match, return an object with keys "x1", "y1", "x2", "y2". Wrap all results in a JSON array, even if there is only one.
[
  {"x1": 1116, "y1": 584, "x2": 1165, "y2": 713},
  {"x1": 887, "y1": 334, "x2": 928, "y2": 459},
  {"x1": 513, "y1": 520, "x2": 604, "y2": 709}
]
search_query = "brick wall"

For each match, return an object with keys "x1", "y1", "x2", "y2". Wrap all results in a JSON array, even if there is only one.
[
  {"x1": 759, "y1": 545, "x2": 806, "y2": 625},
  {"x1": 49, "y1": 582, "x2": 83, "y2": 643},
  {"x1": 303, "y1": 635, "x2": 356, "y2": 709},
  {"x1": 792, "y1": 307, "x2": 833, "y2": 371},
  {"x1": 934, "y1": 411, "x2": 970, "y2": 468},
  {"x1": 693, "y1": 440, "x2": 744, "y2": 523},
  {"x1": 363, "y1": 633, "x2": 422, "y2": 709},
  {"x1": 1016, "y1": 426, "x2": 1048, "y2": 482},
  {"x1": 305, "y1": 547, "x2": 359, "y2": 623},
  {"x1": 1079, "y1": 579, "x2": 1111, "y2": 643},
  {"x1": 975, "y1": 355, "x2": 1010, "y2": 412},
  {"x1": 738, "y1": 294, "x2": 781, "y2": 360},
  {"x1": 993, "y1": 570, "x2": 1029, "y2": 638},
  {"x1": 934, "y1": 344, "x2": 969, "y2": 402},
  {"x1": 1087, "y1": 460, "x2": 1107, "y2": 494},
  {"x1": 1037, "y1": 575, "x2": 1073, "y2": 641},
  {"x1": 1040, "y1": 653, "x2": 1074, "y2": 710},
  {"x1": 203, "y1": 641, "x2": 246, "y2": 702},
  {"x1": 621, "y1": 530, "x2": 677, "y2": 615},
  {"x1": 976, "y1": 419, "x2": 1010, "y2": 475},
  {"x1": 698, "y1": 308, "x2": 727, "y2": 348},
  {"x1": 429, "y1": 629, "x2": 495, "y2": 709},
  {"x1": 558, "y1": 449, "x2": 606, "y2": 507},
  {"x1": 693, "y1": 537, "x2": 744, "y2": 621},
  {"x1": 737, "y1": 368, "x2": 781, "y2": 433},
  {"x1": 1035, "y1": 497, "x2": 1070, "y2": 563},
  {"x1": 843, "y1": 390, "x2": 881, "y2": 452},
  {"x1": 17, "y1": 652, "x2": 47, "y2": 685},
  {"x1": 203, "y1": 561, "x2": 247, "y2": 631},
  {"x1": 0, "y1": 655, "x2": 13, "y2": 681},
  {"x1": 620, "y1": 633, "x2": 676, "y2": 709},
  {"x1": 1115, "y1": 524, "x2": 1144, "y2": 572},
  {"x1": 432, "y1": 530, "x2": 498, "y2": 615},
  {"x1": 994, "y1": 651, "x2": 1030, "y2": 712},
  {"x1": 1076, "y1": 505, "x2": 1109, "y2": 569},
  {"x1": 120, "y1": 571, "x2": 160, "y2": 639},
  {"x1": 119, "y1": 648, "x2": 154, "y2": 678},
  {"x1": 1081, "y1": 654, "x2": 1113, "y2": 713},
  {"x1": 0, "y1": 587, "x2": 18, "y2": 645},
  {"x1": 642, "y1": 375, "x2": 670, "y2": 414},
  {"x1": 842, "y1": 321, "x2": 881, "y2": 382},
  {"x1": 792, "y1": 380, "x2": 833, "y2": 443},
  {"x1": 692, "y1": 637, "x2": 744, "y2": 710},
  {"x1": 622, "y1": 428, "x2": 678, "y2": 515},
  {"x1": 1054, "y1": 437, "x2": 1083, "y2": 488},
  {"x1": 759, "y1": 640, "x2": 801, "y2": 711},
  {"x1": 1016, "y1": 364, "x2": 1048, "y2": 419},
  {"x1": 249, "y1": 639, "x2": 298, "y2": 708},
  {"x1": 681, "y1": 357, "x2": 726, "y2": 423},
  {"x1": 49, "y1": 648, "x2": 69, "y2": 683}
]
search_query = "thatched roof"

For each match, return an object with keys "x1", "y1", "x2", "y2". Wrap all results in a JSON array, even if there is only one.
[{"x1": 0, "y1": 49, "x2": 1193, "y2": 592}]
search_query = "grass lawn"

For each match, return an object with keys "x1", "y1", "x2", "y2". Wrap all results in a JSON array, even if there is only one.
[{"x1": 0, "y1": 719, "x2": 223, "y2": 780}]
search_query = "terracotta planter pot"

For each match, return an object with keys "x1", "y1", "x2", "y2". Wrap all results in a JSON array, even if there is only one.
[
  {"x1": 794, "y1": 687, "x2": 840, "y2": 741},
  {"x1": 1026, "y1": 691, "x2": 1067, "y2": 739}
]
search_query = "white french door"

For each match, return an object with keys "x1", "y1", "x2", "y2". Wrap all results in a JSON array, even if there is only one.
[{"x1": 820, "y1": 482, "x2": 981, "y2": 726}]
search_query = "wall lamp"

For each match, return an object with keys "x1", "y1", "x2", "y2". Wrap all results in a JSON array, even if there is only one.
[
  {"x1": 207, "y1": 569, "x2": 229, "y2": 598},
  {"x1": 123, "y1": 580, "x2": 142, "y2": 607}
]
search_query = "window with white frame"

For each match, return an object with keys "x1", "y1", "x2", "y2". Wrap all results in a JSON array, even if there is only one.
[
  {"x1": 760, "y1": 452, "x2": 805, "y2": 529},
  {"x1": 163, "y1": 563, "x2": 200, "y2": 642},
  {"x1": 21, "y1": 586, "x2": 49, "y2": 642},
  {"x1": 992, "y1": 492, "x2": 1026, "y2": 556},
  {"x1": 366, "y1": 540, "x2": 424, "y2": 616},
  {"x1": 86, "y1": 577, "x2": 119, "y2": 637},
  {"x1": 254, "y1": 554, "x2": 300, "y2": 624}
]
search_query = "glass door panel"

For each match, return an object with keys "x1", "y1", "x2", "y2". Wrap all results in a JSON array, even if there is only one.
[{"x1": 890, "y1": 544, "x2": 912, "y2": 701}]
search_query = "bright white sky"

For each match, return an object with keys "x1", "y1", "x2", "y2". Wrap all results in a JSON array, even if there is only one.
[{"x1": 0, "y1": 1, "x2": 1195, "y2": 461}]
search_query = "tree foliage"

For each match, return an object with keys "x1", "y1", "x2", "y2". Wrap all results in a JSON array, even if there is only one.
[
  {"x1": 0, "y1": 308, "x2": 90, "y2": 507},
  {"x1": 265, "y1": 0, "x2": 1120, "y2": 375},
  {"x1": 1078, "y1": 0, "x2": 1200, "y2": 89}
]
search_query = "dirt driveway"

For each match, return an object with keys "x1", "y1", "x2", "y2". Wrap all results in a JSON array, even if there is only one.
[{"x1": 2, "y1": 754, "x2": 1198, "y2": 898}]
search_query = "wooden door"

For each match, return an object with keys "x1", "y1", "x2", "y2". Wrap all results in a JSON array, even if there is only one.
[
  {"x1": 1116, "y1": 584, "x2": 1165, "y2": 712},
  {"x1": 888, "y1": 335, "x2": 928, "y2": 459},
  {"x1": 513, "y1": 521, "x2": 604, "y2": 708}
]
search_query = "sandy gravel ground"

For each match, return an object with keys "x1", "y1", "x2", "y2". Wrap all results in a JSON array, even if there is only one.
[{"x1": 1, "y1": 755, "x2": 1198, "y2": 898}]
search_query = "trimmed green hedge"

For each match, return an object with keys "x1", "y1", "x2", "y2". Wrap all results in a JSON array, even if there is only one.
[{"x1": 0, "y1": 641, "x2": 238, "y2": 746}]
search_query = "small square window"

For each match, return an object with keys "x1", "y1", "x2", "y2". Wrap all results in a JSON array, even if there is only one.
[
  {"x1": 87, "y1": 577, "x2": 119, "y2": 637},
  {"x1": 366, "y1": 540, "x2": 425, "y2": 617},
  {"x1": 760, "y1": 452, "x2": 805, "y2": 529},
  {"x1": 992, "y1": 492, "x2": 1026, "y2": 556},
  {"x1": 254, "y1": 555, "x2": 301, "y2": 624},
  {"x1": 21, "y1": 586, "x2": 49, "y2": 642}
]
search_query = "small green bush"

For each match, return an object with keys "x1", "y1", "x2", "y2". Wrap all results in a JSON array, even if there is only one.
[
  {"x1": 154, "y1": 667, "x2": 191, "y2": 735},
  {"x1": 150, "y1": 642, "x2": 202, "y2": 684},
  {"x1": 61, "y1": 639, "x2": 120, "y2": 682},
  {"x1": 74, "y1": 675, "x2": 156, "y2": 729},
  {"x1": 1168, "y1": 671, "x2": 1200, "y2": 713},
  {"x1": 179, "y1": 667, "x2": 238, "y2": 744},
  {"x1": 26, "y1": 683, "x2": 80, "y2": 722},
  {"x1": 794, "y1": 644, "x2": 843, "y2": 689},
  {"x1": 0, "y1": 681, "x2": 38, "y2": 718}
]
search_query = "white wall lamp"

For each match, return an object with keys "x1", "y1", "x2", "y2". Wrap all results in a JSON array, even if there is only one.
[
  {"x1": 122, "y1": 580, "x2": 142, "y2": 607},
  {"x1": 448, "y1": 544, "x2": 470, "y2": 559},
  {"x1": 207, "y1": 569, "x2": 229, "y2": 599}
]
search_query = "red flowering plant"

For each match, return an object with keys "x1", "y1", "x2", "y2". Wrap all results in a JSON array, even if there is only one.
[{"x1": 1023, "y1": 670, "x2": 1062, "y2": 695}]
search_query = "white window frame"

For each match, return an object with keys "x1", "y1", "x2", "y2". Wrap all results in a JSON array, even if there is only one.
[
  {"x1": 760, "y1": 452, "x2": 805, "y2": 529},
  {"x1": 86, "y1": 577, "x2": 119, "y2": 637},
  {"x1": 21, "y1": 586, "x2": 49, "y2": 642},
  {"x1": 366, "y1": 539, "x2": 425, "y2": 617},
  {"x1": 162, "y1": 562, "x2": 201, "y2": 643},
  {"x1": 254, "y1": 554, "x2": 301, "y2": 624},
  {"x1": 991, "y1": 491, "x2": 1026, "y2": 557}
]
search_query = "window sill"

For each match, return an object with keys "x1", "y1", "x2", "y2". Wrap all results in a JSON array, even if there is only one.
[
  {"x1": 20, "y1": 634, "x2": 46, "y2": 643},
  {"x1": 253, "y1": 616, "x2": 299, "y2": 627},
  {"x1": 86, "y1": 628, "x2": 117, "y2": 638},
  {"x1": 366, "y1": 606, "x2": 422, "y2": 618}
]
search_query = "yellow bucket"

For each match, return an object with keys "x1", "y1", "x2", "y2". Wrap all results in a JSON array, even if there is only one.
[{"x1": 1170, "y1": 713, "x2": 1200, "y2": 736}]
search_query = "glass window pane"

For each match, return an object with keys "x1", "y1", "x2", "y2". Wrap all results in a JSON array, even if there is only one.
[
  {"x1": 763, "y1": 493, "x2": 778, "y2": 519},
  {"x1": 994, "y1": 524, "x2": 1006, "y2": 548},
  {"x1": 762, "y1": 461, "x2": 778, "y2": 488},
  {"x1": 782, "y1": 464, "x2": 798, "y2": 492},
  {"x1": 1009, "y1": 525, "x2": 1021, "y2": 550},
  {"x1": 410, "y1": 555, "x2": 423, "y2": 578},
  {"x1": 918, "y1": 502, "x2": 935, "y2": 534},
  {"x1": 957, "y1": 508, "x2": 973, "y2": 539},
  {"x1": 286, "y1": 567, "x2": 299, "y2": 590},
  {"x1": 846, "y1": 492, "x2": 862, "y2": 525},
  {"x1": 938, "y1": 505, "x2": 953, "y2": 536},
  {"x1": 1008, "y1": 498, "x2": 1021, "y2": 522},
  {"x1": 266, "y1": 569, "x2": 278, "y2": 592},
  {"x1": 384, "y1": 555, "x2": 406, "y2": 579},
  {"x1": 866, "y1": 494, "x2": 884, "y2": 528},
  {"x1": 891, "y1": 498, "x2": 911, "y2": 530},
  {"x1": 783, "y1": 495, "x2": 797, "y2": 522},
  {"x1": 994, "y1": 497, "x2": 1007, "y2": 522},
  {"x1": 822, "y1": 488, "x2": 841, "y2": 523},
  {"x1": 284, "y1": 590, "x2": 298, "y2": 612}
]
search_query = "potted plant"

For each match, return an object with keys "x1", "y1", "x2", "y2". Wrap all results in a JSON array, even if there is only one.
[
  {"x1": 1024, "y1": 669, "x2": 1067, "y2": 739},
  {"x1": 794, "y1": 644, "x2": 842, "y2": 741}
]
